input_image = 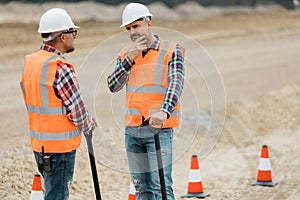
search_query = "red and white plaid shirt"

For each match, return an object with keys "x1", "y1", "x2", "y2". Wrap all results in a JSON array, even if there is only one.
[{"x1": 40, "y1": 44, "x2": 96, "y2": 134}]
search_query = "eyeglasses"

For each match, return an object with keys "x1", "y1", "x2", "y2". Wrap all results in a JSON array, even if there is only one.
[{"x1": 61, "y1": 30, "x2": 78, "y2": 37}]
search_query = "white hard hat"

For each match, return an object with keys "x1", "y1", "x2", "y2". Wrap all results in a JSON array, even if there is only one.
[
  {"x1": 120, "y1": 3, "x2": 153, "y2": 28},
  {"x1": 38, "y1": 8, "x2": 80, "y2": 33}
]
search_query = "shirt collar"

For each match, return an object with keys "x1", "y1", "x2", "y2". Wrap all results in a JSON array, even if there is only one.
[
  {"x1": 149, "y1": 35, "x2": 161, "y2": 51},
  {"x1": 40, "y1": 44, "x2": 65, "y2": 59}
]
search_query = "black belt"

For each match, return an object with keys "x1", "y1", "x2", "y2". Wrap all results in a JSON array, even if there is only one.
[{"x1": 140, "y1": 116, "x2": 150, "y2": 126}]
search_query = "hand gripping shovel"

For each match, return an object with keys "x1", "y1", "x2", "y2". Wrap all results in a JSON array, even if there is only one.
[{"x1": 85, "y1": 132, "x2": 102, "y2": 200}]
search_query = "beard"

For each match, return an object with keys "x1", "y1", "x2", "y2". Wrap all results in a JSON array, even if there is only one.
[{"x1": 66, "y1": 46, "x2": 75, "y2": 53}]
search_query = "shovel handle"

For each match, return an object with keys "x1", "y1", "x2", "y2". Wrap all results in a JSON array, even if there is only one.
[
  {"x1": 146, "y1": 124, "x2": 167, "y2": 199},
  {"x1": 154, "y1": 132, "x2": 167, "y2": 200},
  {"x1": 85, "y1": 132, "x2": 102, "y2": 200}
]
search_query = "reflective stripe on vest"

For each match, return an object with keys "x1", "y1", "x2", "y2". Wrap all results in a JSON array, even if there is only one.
[
  {"x1": 27, "y1": 105, "x2": 67, "y2": 115},
  {"x1": 150, "y1": 109, "x2": 180, "y2": 117},
  {"x1": 30, "y1": 130, "x2": 80, "y2": 141},
  {"x1": 126, "y1": 107, "x2": 180, "y2": 117},
  {"x1": 126, "y1": 107, "x2": 140, "y2": 115},
  {"x1": 155, "y1": 41, "x2": 169, "y2": 85},
  {"x1": 41, "y1": 55, "x2": 57, "y2": 107},
  {"x1": 126, "y1": 85, "x2": 167, "y2": 94}
]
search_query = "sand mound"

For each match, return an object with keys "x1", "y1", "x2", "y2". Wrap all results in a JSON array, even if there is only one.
[{"x1": 222, "y1": 84, "x2": 300, "y2": 147}]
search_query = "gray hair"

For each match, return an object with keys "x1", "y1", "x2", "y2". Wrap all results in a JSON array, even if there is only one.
[{"x1": 41, "y1": 32, "x2": 61, "y2": 43}]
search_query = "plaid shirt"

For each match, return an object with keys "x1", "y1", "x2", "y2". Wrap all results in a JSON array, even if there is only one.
[
  {"x1": 40, "y1": 45, "x2": 95, "y2": 134},
  {"x1": 107, "y1": 35, "x2": 184, "y2": 117}
]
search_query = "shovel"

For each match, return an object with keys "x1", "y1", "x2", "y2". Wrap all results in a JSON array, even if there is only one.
[
  {"x1": 154, "y1": 132, "x2": 167, "y2": 200},
  {"x1": 85, "y1": 132, "x2": 102, "y2": 200},
  {"x1": 146, "y1": 119, "x2": 167, "y2": 200}
]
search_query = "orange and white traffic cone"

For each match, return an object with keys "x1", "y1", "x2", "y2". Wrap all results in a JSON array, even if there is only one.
[
  {"x1": 252, "y1": 145, "x2": 277, "y2": 187},
  {"x1": 128, "y1": 181, "x2": 136, "y2": 200},
  {"x1": 182, "y1": 155, "x2": 209, "y2": 198},
  {"x1": 30, "y1": 173, "x2": 43, "y2": 200}
]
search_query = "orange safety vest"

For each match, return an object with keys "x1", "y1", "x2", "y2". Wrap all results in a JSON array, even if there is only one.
[
  {"x1": 120, "y1": 40, "x2": 184, "y2": 128},
  {"x1": 20, "y1": 50, "x2": 81, "y2": 153}
]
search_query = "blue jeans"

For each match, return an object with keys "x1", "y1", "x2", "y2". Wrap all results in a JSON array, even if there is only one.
[
  {"x1": 125, "y1": 126, "x2": 175, "y2": 200},
  {"x1": 34, "y1": 150, "x2": 76, "y2": 200}
]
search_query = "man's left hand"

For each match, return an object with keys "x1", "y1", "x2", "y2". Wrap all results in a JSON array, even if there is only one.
[{"x1": 146, "y1": 111, "x2": 167, "y2": 128}]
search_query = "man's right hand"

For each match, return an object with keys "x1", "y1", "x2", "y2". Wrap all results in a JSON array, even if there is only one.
[
  {"x1": 127, "y1": 35, "x2": 147, "y2": 62},
  {"x1": 91, "y1": 116, "x2": 97, "y2": 131}
]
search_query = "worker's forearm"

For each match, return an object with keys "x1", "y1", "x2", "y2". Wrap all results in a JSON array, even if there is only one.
[{"x1": 107, "y1": 56, "x2": 133, "y2": 92}]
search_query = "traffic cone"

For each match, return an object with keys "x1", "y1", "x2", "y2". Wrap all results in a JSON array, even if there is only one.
[
  {"x1": 30, "y1": 173, "x2": 43, "y2": 200},
  {"x1": 182, "y1": 155, "x2": 209, "y2": 198},
  {"x1": 252, "y1": 145, "x2": 277, "y2": 187},
  {"x1": 128, "y1": 181, "x2": 136, "y2": 200}
]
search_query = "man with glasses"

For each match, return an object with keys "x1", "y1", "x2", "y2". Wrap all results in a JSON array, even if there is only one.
[{"x1": 20, "y1": 8, "x2": 96, "y2": 200}]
